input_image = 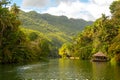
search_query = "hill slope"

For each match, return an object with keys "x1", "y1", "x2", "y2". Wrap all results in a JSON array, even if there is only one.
[
  {"x1": 19, "y1": 11, "x2": 92, "y2": 36},
  {"x1": 19, "y1": 11, "x2": 93, "y2": 57}
]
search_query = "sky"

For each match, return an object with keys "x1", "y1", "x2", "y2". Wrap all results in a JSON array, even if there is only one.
[{"x1": 11, "y1": 0, "x2": 114, "y2": 21}]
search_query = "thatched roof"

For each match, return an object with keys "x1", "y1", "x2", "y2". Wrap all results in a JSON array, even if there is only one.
[{"x1": 93, "y1": 52, "x2": 107, "y2": 57}]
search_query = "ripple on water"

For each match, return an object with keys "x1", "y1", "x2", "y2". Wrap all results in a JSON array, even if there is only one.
[{"x1": 20, "y1": 66, "x2": 31, "y2": 70}]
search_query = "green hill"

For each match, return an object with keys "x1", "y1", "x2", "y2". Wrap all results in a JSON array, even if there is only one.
[
  {"x1": 19, "y1": 11, "x2": 92, "y2": 57},
  {"x1": 19, "y1": 11, "x2": 92, "y2": 36}
]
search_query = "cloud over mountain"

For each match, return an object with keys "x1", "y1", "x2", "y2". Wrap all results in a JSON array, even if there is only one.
[
  {"x1": 21, "y1": 0, "x2": 114, "y2": 21},
  {"x1": 22, "y1": 0, "x2": 50, "y2": 8}
]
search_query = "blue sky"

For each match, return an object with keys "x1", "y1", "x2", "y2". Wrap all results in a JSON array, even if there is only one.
[
  {"x1": 11, "y1": 0, "x2": 22, "y2": 6},
  {"x1": 11, "y1": 0, "x2": 114, "y2": 21}
]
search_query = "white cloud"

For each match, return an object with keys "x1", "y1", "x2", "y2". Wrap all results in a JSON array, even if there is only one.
[
  {"x1": 42, "y1": 0, "x2": 114, "y2": 21},
  {"x1": 21, "y1": 0, "x2": 114, "y2": 21},
  {"x1": 22, "y1": 0, "x2": 50, "y2": 8},
  {"x1": 90, "y1": 0, "x2": 113, "y2": 6},
  {"x1": 56, "y1": 0, "x2": 78, "y2": 4}
]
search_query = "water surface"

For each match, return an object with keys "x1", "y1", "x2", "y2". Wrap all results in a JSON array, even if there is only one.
[{"x1": 0, "y1": 59, "x2": 120, "y2": 80}]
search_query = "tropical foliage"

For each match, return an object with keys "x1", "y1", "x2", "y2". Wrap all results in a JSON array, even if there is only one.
[
  {"x1": 0, "y1": 0, "x2": 50, "y2": 63},
  {"x1": 59, "y1": 1, "x2": 120, "y2": 64},
  {"x1": 18, "y1": 10, "x2": 92, "y2": 57}
]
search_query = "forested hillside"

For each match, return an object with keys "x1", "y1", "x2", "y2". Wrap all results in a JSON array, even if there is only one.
[
  {"x1": 18, "y1": 11, "x2": 92, "y2": 57},
  {"x1": 19, "y1": 11, "x2": 92, "y2": 36},
  {"x1": 59, "y1": 1, "x2": 120, "y2": 64},
  {"x1": 3, "y1": 0, "x2": 120, "y2": 65}
]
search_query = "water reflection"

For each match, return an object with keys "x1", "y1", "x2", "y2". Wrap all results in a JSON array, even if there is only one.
[
  {"x1": 59, "y1": 59, "x2": 102, "y2": 80},
  {"x1": 92, "y1": 62, "x2": 110, "y2": 80},
  {"x1": 92, "y1": 61, "x2": 120, "y2": 80},
  {"x1": 0, "y1": 64, "x2": 21, "y2": 80},
  {"x1": 0, "y1": 59, "x2": 120, "y2": 80}
]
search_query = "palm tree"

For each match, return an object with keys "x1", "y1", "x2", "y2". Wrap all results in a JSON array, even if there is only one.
[
  {"x1": 0, "y1": 3, "x2": 8, "y2": 46},
  {"x1": 101, "y1": 14, "x2": 108, "y2": 22},
  {"x1": 0, "y1": 0, "x2": 10, "y2": 7},
  {"x1": 10, "y1": 3, "x2": 20, "y2": 16}
]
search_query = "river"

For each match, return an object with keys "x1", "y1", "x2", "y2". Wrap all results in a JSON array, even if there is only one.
[{"x1": 0, "y1": 59, "x2": 120, "y2": 80}]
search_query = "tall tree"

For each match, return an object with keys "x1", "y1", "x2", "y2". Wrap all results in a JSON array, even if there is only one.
[
  {"x1": 0, "y1": 0, "x2": 22, "y2": 63},
  {"x1": 0, "y1": 0, "x2": 11, "y2": 46},
  {"x1": 10, "y1": 3, "x2": 20, "y2": 16}
]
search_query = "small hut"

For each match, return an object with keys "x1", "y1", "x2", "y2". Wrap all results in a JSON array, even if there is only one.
[{"x1": 92, "y1": 52, "x2": 108, "y2": 62}]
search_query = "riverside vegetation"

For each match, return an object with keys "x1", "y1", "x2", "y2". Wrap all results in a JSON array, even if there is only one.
[
  {"x1": 1, "y1": 0, "x2": 120, "y2": 64},
  {"x1": 0, "y1": 0, "x2": 92, "y2": 64},
  {"x1": 59, "y1": 0, "x2": 120, "y2": 64},
  {"x1": 0, "y1": 1, "x2": 50, "y2": 63}
]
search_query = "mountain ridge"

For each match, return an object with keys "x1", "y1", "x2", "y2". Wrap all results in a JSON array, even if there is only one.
[
  {"x1": 19, "y1": 10, "x2": 93, "y2": 56},
  {"x1": 19, "y1": 10, "x2": 93, "y2": 36}
]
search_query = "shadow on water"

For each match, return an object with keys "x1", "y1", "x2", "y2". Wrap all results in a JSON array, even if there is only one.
[
  {"x1": 0, "y1": 64, "x2": 22, "y2": 80},
  {"x1": 0, "y1": 59, "x2": 120, "y2": 80}
]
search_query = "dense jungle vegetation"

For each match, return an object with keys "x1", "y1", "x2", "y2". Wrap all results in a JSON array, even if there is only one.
[
  {"x1": 0, "y1": 0, "x2": 92, "y2": 63},
  {"x1": 19, "y1": 10, "x2": 92, "y2": 58},
  {"x1": 0, "y1": 0, "x2": 50, "y2": 63},
  {"x1": 1, "y1": 0, "x2": 120, "y2": 64},
  {"x1": 59, "y1": 0, "x2": 120, "y2": 64}
]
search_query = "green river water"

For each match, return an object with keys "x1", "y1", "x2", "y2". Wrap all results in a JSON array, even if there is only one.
[{"x1": 0, "y1": 59, "x2": 120, "y2": 80}]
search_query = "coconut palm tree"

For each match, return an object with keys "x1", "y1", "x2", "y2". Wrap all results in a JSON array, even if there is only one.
[{"x1": 10, "y1": 3, "x2": 20, "y2": 16}]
